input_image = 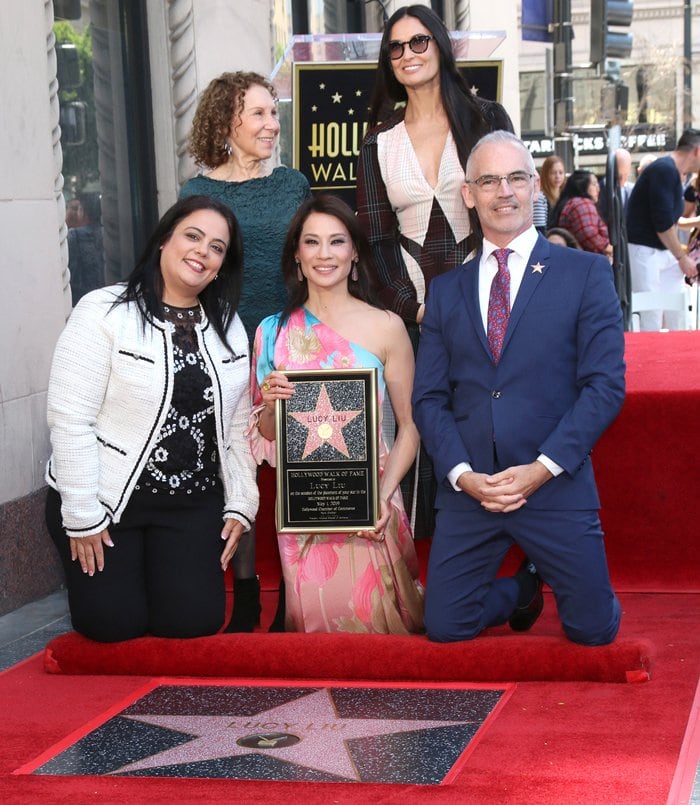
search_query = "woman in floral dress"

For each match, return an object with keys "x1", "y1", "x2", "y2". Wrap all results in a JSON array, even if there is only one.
[{"x1": 248, "y1": 194, "x2": 424, "y2": 634}]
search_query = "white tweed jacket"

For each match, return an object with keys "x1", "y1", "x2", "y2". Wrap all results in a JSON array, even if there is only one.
[{"x1": 45, "y1": 285, "x2": 259, "y2": 537}]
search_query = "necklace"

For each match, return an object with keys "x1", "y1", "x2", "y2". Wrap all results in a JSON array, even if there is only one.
[{"x1": 163, "y1": 303, "x2": 198, "y2": 320}]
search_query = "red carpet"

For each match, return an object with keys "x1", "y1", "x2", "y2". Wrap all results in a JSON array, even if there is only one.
[
  {"x1": 2, "y1": 331, "x2": 697, "y2": 802},
  {"x1": 596, "y1": 331, "x2": 700, "y2": 592},
  {"x1": 3, "y1": 592, "x2": 699, "y2": 803}
]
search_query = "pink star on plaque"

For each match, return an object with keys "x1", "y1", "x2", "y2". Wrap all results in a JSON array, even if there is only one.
[
  {"x1": 531, "y1": 262, "x2": 544, "y2": 273},
  {"x1": 290, "y1": 383, "x2": 362, "y2": 459}
]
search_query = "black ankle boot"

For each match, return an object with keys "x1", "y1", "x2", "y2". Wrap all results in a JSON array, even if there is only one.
[
  {"x1": 268, "y1": 577, "x2": 286, "y2": 633},
  {"x1": 225, "y1": 576, "x2": 261, "y2": 633}
]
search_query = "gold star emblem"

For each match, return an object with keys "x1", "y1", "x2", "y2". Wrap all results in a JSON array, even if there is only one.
[
  {"x1": 331, "y1": 92, "x2": 342, "y2": 104},
  {"x1": 531, "y1": 262, "x2": 544, "y2": 274},
  {"x1": 289, "y1": 383, "x2": 361, "y2": 459}
]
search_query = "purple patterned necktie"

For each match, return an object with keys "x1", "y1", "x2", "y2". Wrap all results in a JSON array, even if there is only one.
[{"x1": 487, "y1": 248, "x2": 512, "y2": 364}]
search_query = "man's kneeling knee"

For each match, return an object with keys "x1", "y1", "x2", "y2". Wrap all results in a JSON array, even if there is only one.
[
  {"x1": 563, "y1": 613, "x2": 621, "y2": 646},
  {"x1": 425, "y1": 614, "x2": 481, "y2": 643}
]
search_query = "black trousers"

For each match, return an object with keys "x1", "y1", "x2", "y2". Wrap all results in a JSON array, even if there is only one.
[{"x1": 46, "y1": 486, "x2": 227, "y2": 642}]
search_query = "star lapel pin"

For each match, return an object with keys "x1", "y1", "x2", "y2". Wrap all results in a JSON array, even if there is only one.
[{"x1": 531, "y1": 262, "x2": 544, "y2": 274}]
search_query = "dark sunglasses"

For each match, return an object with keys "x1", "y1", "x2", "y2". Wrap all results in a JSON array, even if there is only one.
[{"x1": 387, "y1": 34, "x2": 434, "y2": 60}]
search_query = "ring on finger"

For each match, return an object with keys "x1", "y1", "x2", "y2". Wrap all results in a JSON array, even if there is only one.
[{"x1": 262, "y1": 381, "x2": 271, "y2": 392}]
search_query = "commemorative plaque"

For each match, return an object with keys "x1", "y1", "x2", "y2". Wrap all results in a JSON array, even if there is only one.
[{"x1": 275, "y1": 368, "x2": 379, "y2": 533}]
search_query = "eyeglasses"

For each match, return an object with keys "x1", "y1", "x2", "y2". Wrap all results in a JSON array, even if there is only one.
[
  {"x1": 466, "y1": 171, "x2": 534, "y2": 192},
  {"x1": 387, "y1": 34, "x2": 434, "y2": 60}
]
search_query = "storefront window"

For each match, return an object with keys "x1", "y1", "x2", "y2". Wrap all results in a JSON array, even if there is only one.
[
  {"x1": 54, "y1": 0, "x2": 158, "y2": 305},
  {"x1": 520, "y1": 62, "x2": 678, "y2": 167}
]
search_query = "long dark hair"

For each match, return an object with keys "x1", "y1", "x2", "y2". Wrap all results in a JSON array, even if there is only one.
[
  {"x1": 367, "y1": 4, "x2": 492, "y2": 168},
  {"x1": 278, "y1": 194, "x2": 382, "y2": 326},
  {"x1": 116, "y1": 195, "x2": 244, "y2": 350},
  {"x1": 551, "y1": 170, "x2": 596, "y2": 227}
]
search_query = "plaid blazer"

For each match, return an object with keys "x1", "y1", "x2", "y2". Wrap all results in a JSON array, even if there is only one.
[{"x1": 356, "y1": 102, "x2": 513, "y2": 323}]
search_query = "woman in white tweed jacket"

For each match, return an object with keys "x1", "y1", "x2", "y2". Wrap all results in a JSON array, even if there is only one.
[{"x1": 45, "y1": 195, "x2": 258, "y2": 642}]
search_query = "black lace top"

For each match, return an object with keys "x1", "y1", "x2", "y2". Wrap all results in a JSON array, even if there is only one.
[{"x1": 136, "y1": 304, "x2": 219, "y2": 495}]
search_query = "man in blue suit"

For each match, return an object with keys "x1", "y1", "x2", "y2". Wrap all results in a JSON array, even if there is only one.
[{"x1": 412, "y1": 131, "x2": 625, "y2": 645}]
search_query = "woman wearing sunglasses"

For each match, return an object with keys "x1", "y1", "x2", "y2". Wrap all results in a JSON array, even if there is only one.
[{"x1": 356, "y1": 4, "x2": 512, "y2": 539}]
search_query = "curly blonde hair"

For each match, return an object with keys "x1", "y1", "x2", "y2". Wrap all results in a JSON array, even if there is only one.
[{"x1": 188, "y1": 71, "x2": 277, "y2": 169}]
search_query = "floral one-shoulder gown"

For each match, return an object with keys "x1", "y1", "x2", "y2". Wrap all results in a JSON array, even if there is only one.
[{"x1": 250, "y1": 308, "x2": 424, "y2": 634}]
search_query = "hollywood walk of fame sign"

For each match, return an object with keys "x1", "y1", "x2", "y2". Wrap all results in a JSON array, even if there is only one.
[
  {"x1": 293, "y1": 60, "x2": 503, "y2": 208},
  {"x1": 276, "y1": 368, "x2": 379, "y2": 533}
]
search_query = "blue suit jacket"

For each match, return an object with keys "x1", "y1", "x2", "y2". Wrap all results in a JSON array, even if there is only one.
[{"x1": 412, "y1": 234, "x2": 626, "y2": 512}]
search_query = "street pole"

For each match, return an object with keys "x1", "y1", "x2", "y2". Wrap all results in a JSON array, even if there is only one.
[
  {"x1": 552, "y1": 0, "x2": 574, "y2": 172},
  {"x1": 684, "y1": 0, "x2": 692, "y2": 129}
]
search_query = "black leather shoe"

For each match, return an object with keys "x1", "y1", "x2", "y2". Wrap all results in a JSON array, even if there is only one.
[{"x1": 508, "y1": 560, "x2": 544, "y2": 632}]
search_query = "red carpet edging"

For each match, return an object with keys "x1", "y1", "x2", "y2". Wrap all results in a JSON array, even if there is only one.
[{"x1": 43, "y1": 630, "x2": 654, "y2": 684}]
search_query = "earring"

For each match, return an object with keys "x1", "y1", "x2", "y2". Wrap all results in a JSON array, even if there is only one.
[
  {"x1": 223, "y1": 141, "x2": 233, "y2": 157},
  {"x1": 296, "y1": 260, "x2": 303, "y2": 282},
  {"x1": 351, "y1": 259, "x2": 359, "y2": 282}
]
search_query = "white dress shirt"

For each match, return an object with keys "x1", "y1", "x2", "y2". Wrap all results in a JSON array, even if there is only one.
[{"x1": 447, "y1": 227, "x2": 563, "y2": 490}]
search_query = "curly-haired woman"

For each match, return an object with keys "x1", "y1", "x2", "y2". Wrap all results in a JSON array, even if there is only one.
[
  {"x1": 181, "y1": 71, "x2": 310, "y2": 632},
  {"x1": 182, "y1": 71, "x2": 310, "y2": 344}
]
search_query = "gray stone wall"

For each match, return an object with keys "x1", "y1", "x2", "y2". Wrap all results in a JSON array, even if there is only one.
[{"x1": 0, "y1": 490, "x2": 64, "y2": 617}]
